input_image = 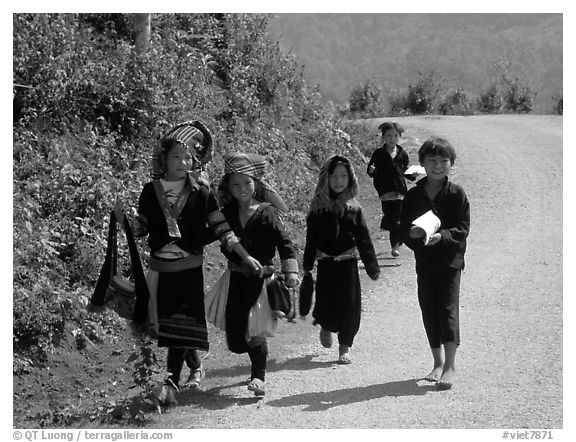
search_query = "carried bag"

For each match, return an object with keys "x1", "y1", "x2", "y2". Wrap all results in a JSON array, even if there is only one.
[
  {"x1": 266, "y1": 273, "x2": 294, "y2": 320},
  {"x1": 107, "y1": 275, "x2": 136, "y2": 319},
  {"x1": 91, "y1": 211, "x2": 150, "y2": 323},
  {"x1": 247, "y1": 285, "x2": 278, "y2": 338},
  {"x1": 299, "y1": 272, "x2": 314, "y2": 317}
]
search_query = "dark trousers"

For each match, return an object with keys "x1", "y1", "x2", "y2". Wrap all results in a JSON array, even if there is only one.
[
  {"x1": 167, "y1": 348, "x2": 202, "y2": 386},
  {"x1": 248, "y1": 338, "x2": 268, "y2": 381},
  {"x1": 225, "y1": 272, "x2": 269, "y2": 382},
  {"x1": 417, "y1": 270, "x2": 461, "y2": 348},
  {"x1": 380, "y1": 199, "x2": 403, "y2": 248}
]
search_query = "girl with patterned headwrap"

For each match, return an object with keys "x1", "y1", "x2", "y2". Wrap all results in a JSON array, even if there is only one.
[
  {"x1": 303, "y1": 155, "x2": 380, "y2": 364},
  {"x1": 216, "y1": 152, "x2": 299, "y2": 396},
  {"x1": 107, "y1": 122, "x2": 262, "y2": 405}
]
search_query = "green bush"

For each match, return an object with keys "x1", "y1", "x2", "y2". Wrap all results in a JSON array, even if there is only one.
[
  {"x1": 405, "y1": 71, "x2": 441, "y2": 114},
  {"x1": 13, "y1": 13, "x2": 357, "y2": 363},
  {"x1": 439, "y1": 88, "x2": 475, "y2": 115},
  {"x1": 348, "y1": 79, "x2": 383, "y2": 116},
  {"x1": 477, "y1": 83, "x2": 502, "y2": 113},
  {"x1": 553, "y1": 93, "x2": 563, "y2": 115},
  {"x1": 477, "y1": 58, "x2": 535, "y2": 114}
]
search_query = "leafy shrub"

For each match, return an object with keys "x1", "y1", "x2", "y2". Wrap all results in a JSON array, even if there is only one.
[
  {"x1": 503, "y1": 80, "x2": 534, "y2": 113},
  {"x1": 439, "y1": 88, "x2": 475, "y2": 115},
  {"x1": 553, "y1": 93, "x2": 563, "y2": 115},
  {"x1": 348, "y1": 79, "x2": 383, "y2": 116},
  {"x1": 477, "y1": 83, "x2": 502, "y2": 113},
  {"x1": 404, "y1": 71, "x2": 441, "y2": 114},
  {"x1": 477, "y1": 58, "x2": 535, "y2": 114},
  {"x1": 13, "y1": 13, "x2": 359, "y2": 365}
]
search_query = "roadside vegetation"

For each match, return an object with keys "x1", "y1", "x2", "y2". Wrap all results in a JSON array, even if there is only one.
[
  {"x1": 12, "y1": 13, "x2": 562, "y2": 427},
  {"x1": 347, "y1": 59, "x2": 563, "y2": 118}
]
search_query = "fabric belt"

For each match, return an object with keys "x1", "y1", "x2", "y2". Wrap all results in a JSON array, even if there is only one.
[
  {"x1": 317, "y1": 247, "x2": 358, "y2": 262},
  {"x1": 149, "y1": 254, "x2": 203, "y2": 272}
]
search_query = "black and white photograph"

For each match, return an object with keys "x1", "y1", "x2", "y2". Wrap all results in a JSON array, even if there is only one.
[{"x1": 9, "y1": 4, "x2": 570, "y2": 440}]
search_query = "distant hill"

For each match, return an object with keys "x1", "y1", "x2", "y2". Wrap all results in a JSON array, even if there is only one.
[{"x1": 268, "y1": 13, "x2": 562, "y2": 113}]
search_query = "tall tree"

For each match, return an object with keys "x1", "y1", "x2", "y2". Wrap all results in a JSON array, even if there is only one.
[{"x1": 134, "y1": 13, "x2": 150, "y2": 53}]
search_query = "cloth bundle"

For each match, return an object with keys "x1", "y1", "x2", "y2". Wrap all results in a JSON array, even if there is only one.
[{"x1": 204, "y1": 269, "x2": 231, "y2": 331}]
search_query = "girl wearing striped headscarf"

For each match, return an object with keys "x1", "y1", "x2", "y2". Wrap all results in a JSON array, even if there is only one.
[
  {"x1": 303, "y1": 155, "x2": 380, "y2": 364},
  {"x1": 111, "y1": 122, "x2": 262, "y2": 405},
  {"x1": 216, "y1": 152, "x2": 299, "y2": 396}
]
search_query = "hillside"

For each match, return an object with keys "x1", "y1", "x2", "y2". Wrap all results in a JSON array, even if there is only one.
[{"x1": 268, "y1": 13, "x2": 563, "y2": 113}]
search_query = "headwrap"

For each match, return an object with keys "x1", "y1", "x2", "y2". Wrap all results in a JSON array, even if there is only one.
[
  {"x1": 151, "y1": 121, "x2": 214, "y2": 179},
  {"x1": 218, "y1": 152, "x2": 288, "y2": 213},
  {"x1": 308, "y1": 155, "x2": 360, "y2": 217}
]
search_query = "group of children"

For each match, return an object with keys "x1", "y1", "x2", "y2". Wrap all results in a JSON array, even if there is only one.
[{"x1": 88, "y1": 119, "x2": 469, "y2": 403}]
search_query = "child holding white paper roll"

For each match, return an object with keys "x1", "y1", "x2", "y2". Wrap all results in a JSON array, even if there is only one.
[{"x1": 399, "y1": 137, "x2": 470, "y2": 390}]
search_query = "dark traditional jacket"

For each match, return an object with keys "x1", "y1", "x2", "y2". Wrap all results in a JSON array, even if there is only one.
[
  {"x1": 303, "y1": 206, "x2": 380, "y2": 280},
  {"x1": 221, "y1": 202, "x2": 298, "y2": 273},
  {"x1": 367, "y1": 145, "x2": 409, "y2": 196},
  {"x1": 399, "y1": 177, "x2": 470, "y2": 275},
  {"x1": 137, "y1": 180, "x2": 230, "y2": 255}
]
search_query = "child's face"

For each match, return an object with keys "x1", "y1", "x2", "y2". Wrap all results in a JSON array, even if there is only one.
[
  {"x1": 328, "y1": 164, "x2": 350, "y2": 194},
  {"x1": 382, "y1": 128, "x2": 400, "y2": 148},
  {"x1": 421, "y1": 154, "x2": 452, "y2": 182},
  {"x1": 165, "y1": 143, "x2": 194, "y2": 181},
  {"x1": 228, "y1": 173, "x2": 256, "y2": 204}
]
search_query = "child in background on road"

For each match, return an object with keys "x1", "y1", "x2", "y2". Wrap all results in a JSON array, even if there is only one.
[
  {"x1": 399, "y1": 137, "x2": 470, "y2": 390},
  {"x1": 217, "y1": 152, "x2": 299, "y2": 397},
  {"x1": 367, "y1": 122, "x2": 409, "y2": 257},
  {"x1": 303, "y1": 155, "x2": 380, "y2": 364},
  {"x1": 102, "y1": 122, "x2": 262, "y2": 404}
]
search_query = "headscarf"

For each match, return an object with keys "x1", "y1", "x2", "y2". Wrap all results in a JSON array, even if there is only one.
[
  {"x1": 218, "y1": 152, "x2": 288, "y2": 213},
  {"x1": 308, "y1": 154, "x2": 360, "y2": 217},
  {"x1": 151, "y1": 120, "x2": 214, "y2": 179}
]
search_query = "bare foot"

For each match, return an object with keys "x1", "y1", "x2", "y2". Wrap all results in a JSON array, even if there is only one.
[
  {"x1": 437, "y1": 367, "x2": 455, "y2": 390},
  {"x1": 338, "y1": 345, "x2": 352, "y2": 364},
  {"x1": 424, "y1": 366, "x2": 443, "y2": 382}
]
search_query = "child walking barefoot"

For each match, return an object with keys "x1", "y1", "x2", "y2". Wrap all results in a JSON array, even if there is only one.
[
  {"x1": 303, "y1": 155, "x2": 380, "y2": 364},
  {"x1": 217, "y1": 152, "x2": 299, "y2": 396},
  {"x1": 399, "y1": 137, "x2": 470, "y2": 390}
]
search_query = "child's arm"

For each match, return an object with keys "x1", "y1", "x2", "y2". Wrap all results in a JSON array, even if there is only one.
[
  {"x1": 399, "y1": 191, "x2": 422, "y2": 250},
  {"x1": 270, "y1": 207, "x2": 299, "y2": 288},
  {"x1": 400, "y1": 148, "x2": 409, "y2": 173},
  {"x1": 112, "y1": 188, "x2": 150, "y2": 237},
  {"x1": 302, "y1": 213, "x2": 318, "y2": 275},
  {"x1": 206, "y1": 195, "x2": 263, "y2": 276},
  {"x1": 366, "y1": 150, "x2": 378, "y2": 177},
  {"x1": 352, "y1": 209, "x2": 380, "y2": 280},
  {"x1": 435, "y1": 188, "x2": 470, "y2": 250}
]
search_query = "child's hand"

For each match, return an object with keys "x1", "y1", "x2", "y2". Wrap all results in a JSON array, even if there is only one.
[
  {"x1": 409, "y1": 226, "x2": 425, "y2": 239},
  {"x1": 426, "y1": 233, "x2": 442, "y2": 246},
  {"x1": 244, "y1": 256, "x2": 263, "y2": 278},
  {"x1": 284, "y1": 272, "x2": 300, "y2": 289}
]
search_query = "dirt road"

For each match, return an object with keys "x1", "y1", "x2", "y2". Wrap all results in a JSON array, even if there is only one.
[{"x1": 134, "y1": 115, "x2": 565, "y2": 432}]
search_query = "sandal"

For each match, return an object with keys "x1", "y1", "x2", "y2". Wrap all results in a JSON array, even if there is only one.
[
  {"x1": 319, "y1": 329, "x2": 333, "y2": 348},
  {"x1": 183, "y1": 365, "x2": 205, "y2": 390},
  {"x1": 247, "y1": 378, "x2": 266, "y2": 396}
]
